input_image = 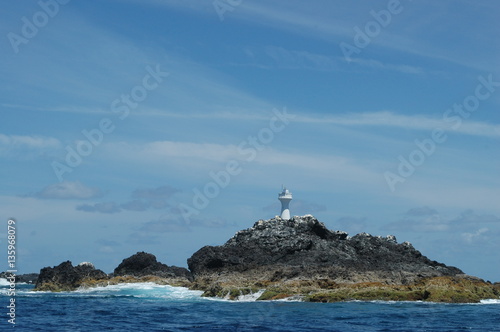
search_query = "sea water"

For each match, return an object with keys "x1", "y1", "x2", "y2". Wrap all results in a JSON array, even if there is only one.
[{"x1": 1, "y1": 280, "x2": 499, "y2": 331}]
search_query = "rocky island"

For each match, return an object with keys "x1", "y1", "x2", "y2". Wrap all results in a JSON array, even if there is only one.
[
  {"x1": 34, "y1": 252, "x2": 192, "y2": 291},
  {"x1": 32, "y1": 215, "x2": 500, "y2": 303}
]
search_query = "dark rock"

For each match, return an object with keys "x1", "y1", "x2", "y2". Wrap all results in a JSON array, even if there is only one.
[
  {"x1": 35, "y1": 261, "x2": 108, "y2": 291},
  {"x1": 16, "y1": 273, "x2": 40, "y2": 284},
  {"x1": 0, "y1": 272, "x2": 39, "y2": 284},
  {"x1": 113, "y1": 252, "x2": 192, "y2": 281},
  {"x1": 188, "y1": 215, "x2": 463, "y2": 285}
]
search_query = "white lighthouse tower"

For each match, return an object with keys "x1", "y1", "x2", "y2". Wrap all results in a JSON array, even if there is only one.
[{"x1": 278, "y1": 186, "x2": 292, "y2": 220}]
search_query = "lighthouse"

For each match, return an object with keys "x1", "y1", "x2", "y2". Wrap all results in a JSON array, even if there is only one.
[{"x1": 278, "y1": 186, "x2": 292, "y2": 219}]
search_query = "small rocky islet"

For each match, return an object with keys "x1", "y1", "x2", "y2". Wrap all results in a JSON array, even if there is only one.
[{"x1": 29, "y1": 215, "x2": 500, "y2": 303}]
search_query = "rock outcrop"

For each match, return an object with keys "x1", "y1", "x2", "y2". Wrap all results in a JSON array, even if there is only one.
[
  {"x1": 35, "y1": 261, "x2": 108, "y2": 291},
  {"x1": 113, "y1": 251, "x2": 192, "y2": 282},
  {"x1": 188, "y1": 215, "x2": 461, "y2": 285},
  {"x1": 188, "y1": 215, "x2": 499, "y2": 302},
  {"x1": 34, "y1": 252, "x2": 192, "y2": 291},
  {"x1": 31, "y1": 215, "x2": 499, "y2": 302}
]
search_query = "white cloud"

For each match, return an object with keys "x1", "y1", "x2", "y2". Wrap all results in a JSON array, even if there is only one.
[
  {"x1": 462, "y1": 228, "x2": 489, "y2": 244},
  {"x1": 106, "y1": 141, "x2": 240, "y2": 165},
  {"x1": 34, "y1": 181, "x2": 102, "y2": 200},
  {"x1": 0, "y1": 134, "x2": 61, "y2": 151},
  {"x1": 295, "y1": 111, "x2": 500, "y2": 138},
  {"x1": 257, "y1": 46, "x2": 424, "y2": 74},
  {"x1": 131, "y1": 0, "x2": 498, "y2": 72},
  {"x1": 104, "y1": 140, "x2": 380, "y2": 186}
]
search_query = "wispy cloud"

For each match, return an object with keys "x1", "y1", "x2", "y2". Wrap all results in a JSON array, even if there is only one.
[
  {"x1": 294, "y1": 111, "x2": 500, "y2": 138},
  {"x1": 1, "y1": 104, "x2": 109, "y2": 115},
  {"x1": 0, "y1": 134, "x2": 62, "y2": 157},
  {"x1": 240, "y1": 45, "x2": 423, "y2": 75},
  {"x1": 138, "y1": 213, "x2": 235, "y2": 233},
  {"x1": 76, "y1": 202, "x2": 122, "y2": 214},
  {"x1": 33, "y1": 181, "x2": 102, "y2": 200},
  {"x1": 384, "y1": 209, "x2": 500, "y2": 233},
  {"x1": 104, "y1": 140, "x2": 380, "y2": 186},
  {"x1": 349, "y1": 58, "x2": 424, "y2": 75},
  {"x1": 75, "y1": 185, "x2": 180, "y2": 214},
  {"x1": 452, "y1": 210, "x2": 500, "y2": 226},
  {"x1": 133, "y1": 0, "x2": 498, "y2": 72},
  {"x1": 461, "y1": 227, "x2": 489, "y2": 244}
]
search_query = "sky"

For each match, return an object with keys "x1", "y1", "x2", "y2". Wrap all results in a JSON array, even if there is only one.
[{"x1": 0, "y1": 0, "x2": 499, "y2": 281}]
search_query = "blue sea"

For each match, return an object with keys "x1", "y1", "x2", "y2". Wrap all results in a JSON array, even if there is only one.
[{"x1": 1, "y1": 280, "x2": 499, "y2": 331}]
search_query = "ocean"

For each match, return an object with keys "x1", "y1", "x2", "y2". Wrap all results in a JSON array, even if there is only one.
[{"x1": 1, "y1": 280, "x2": 499, "y2": 331}]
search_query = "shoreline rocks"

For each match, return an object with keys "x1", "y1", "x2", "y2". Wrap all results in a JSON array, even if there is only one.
[
  {"x1": 186, "y1": 215, "x2": 498, "y2": 303},
  {"x1": 35, "y1": 261, "x2": 108, "y2": 291},
  {"x1": 0, "y1": 272, "x2": 39, "y2": 284},
  {"x1": 112, "y1": 251, "x2": 192, "y2": 285},
  {"x1": 30, "y1": 215, "x2": 500, "y2": 302},
  {"x1": 34, "y1": 252, "x2": 192, "y2": 291}
]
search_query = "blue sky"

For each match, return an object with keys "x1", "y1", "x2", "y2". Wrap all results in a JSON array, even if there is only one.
[{"x1": 1, "y1": 0, "x2": 499, "y2": 281}]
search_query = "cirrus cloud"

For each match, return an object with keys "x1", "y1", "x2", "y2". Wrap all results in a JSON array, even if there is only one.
[{"x1": 33, "y1": 181, "x2": 102, "y2": 200}]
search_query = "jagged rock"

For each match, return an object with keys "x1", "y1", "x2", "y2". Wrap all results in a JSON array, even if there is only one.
[
  {"x1": 188, "y1": 215, "x2": 463, "y2": 286},
  {"x1": 35, "y1": 261, "x2": 108, "y2": 291},
  {"x1": 114, "y1": 252, "x2": 193, "y2": 281},
  {"x1": 186, "y1": 215, "x2": 500, "y2": 302}
]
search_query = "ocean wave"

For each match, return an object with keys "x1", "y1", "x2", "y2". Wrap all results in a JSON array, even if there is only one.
[
  {"x1": 73, "y1": 282, "x2": 205, "y2": 300},
  {"x1": 479, "y1": 299, "x2": 500, "y2": 304},
  {"x1": 2, "y1": 282, "x2": 205, "y2": 300},
  {"x1": 204, "y1": 290, "x2": 304, "y2": 302},
  {"x1": 0, "y1": 278, "x2": 10, "y2": 286},
  {"x1": 212, "y1": 289, "x2": 266, "y2": 302}
]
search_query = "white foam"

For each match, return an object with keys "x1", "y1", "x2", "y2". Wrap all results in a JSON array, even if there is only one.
[
  {"x1": 72, "y1": 282, "x2": 204, "y2": 300},
  {"x1": 210, "y1": 289, "x2": 304, "y2": 302},
  {"x1": 273, "y1": 295, "x2": 304, "y2": 302},
  {"x1": 480, "y1": 299, "x2": 500, "y2": 304},
  {"x1": 236, "y1": 289, "x2": 265, "y2": 302},
  {"x1": 0, "y1": 278, "x2": 29, "y2": 286},
  {"x1": 204, "y1": 289, "x2": 266, "y2": 302}
]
